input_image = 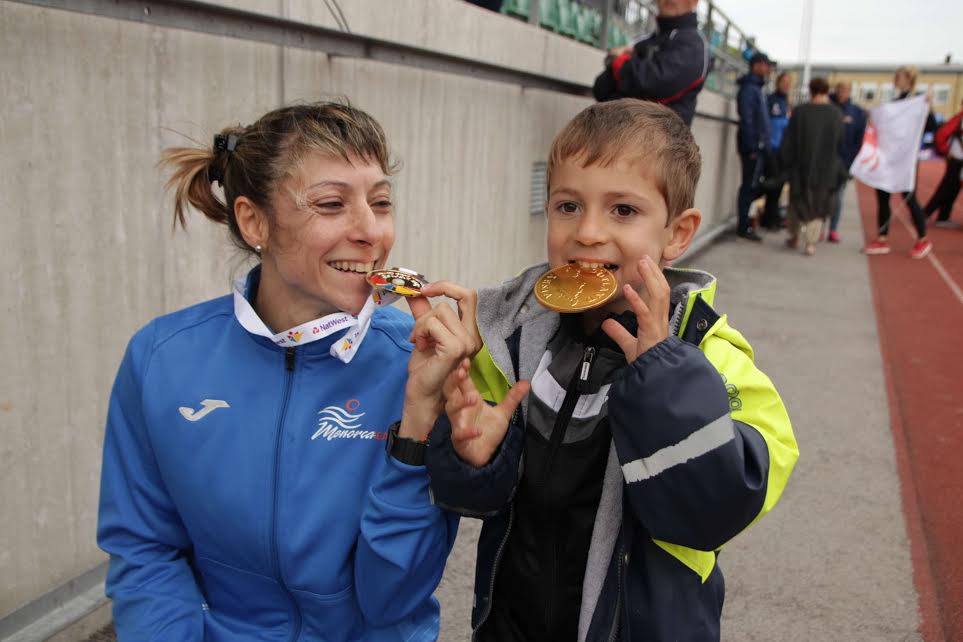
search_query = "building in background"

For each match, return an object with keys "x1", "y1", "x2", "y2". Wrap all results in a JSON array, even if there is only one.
[{"x1": 781, "y1": 63, "x2": 963, "y2": 121}]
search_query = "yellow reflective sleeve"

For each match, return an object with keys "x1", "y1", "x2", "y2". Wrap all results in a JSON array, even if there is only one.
[
  {"x1": 652, "y1": 540, "x2": 716, "y2": 583},
  {"x1": 651, "y1": 314, "x2": 798, "y2": 582},
  {"x1": 700, "y1": 315, "x2": 799, "y2": 525},
  {"x1": 469, "y1": 344, "x2": 511, "y2": 404}
]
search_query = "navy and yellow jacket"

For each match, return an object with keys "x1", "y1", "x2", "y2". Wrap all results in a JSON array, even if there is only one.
[{"x1": 426, "y1": 264, "x2": 798, "y2": 641}]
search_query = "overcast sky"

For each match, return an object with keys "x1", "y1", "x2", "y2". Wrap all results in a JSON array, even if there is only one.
[{"x1": 711, "y1": 0, "x2": 963, "y2": 66}]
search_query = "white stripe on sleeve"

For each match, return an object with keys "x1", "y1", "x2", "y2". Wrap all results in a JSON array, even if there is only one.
[{"x1": 621, "y1": 415, "x2": 735, "y2": 484}]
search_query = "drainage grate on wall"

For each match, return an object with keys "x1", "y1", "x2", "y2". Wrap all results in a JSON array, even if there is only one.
[{"x1": 530, "y1": 161, "x2": 547, "y2": 215}]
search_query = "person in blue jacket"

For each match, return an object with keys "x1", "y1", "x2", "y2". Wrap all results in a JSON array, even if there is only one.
[
  {"x1": 828, "y1": 81, "x2": 867, "y2": 242},
  {"x1": 761, "y1": 72, "x2": 792, "y2": 230},
  {"x1": 735, "y1": 51, "x2": 774, "y2": 241},
  {"x1": 96, "y1": 102, "x2": 473, "y2": 641}
]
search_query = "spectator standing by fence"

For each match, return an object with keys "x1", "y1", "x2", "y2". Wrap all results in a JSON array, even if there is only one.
[
  {"x1": 465, "y1": 0, "x2": 503, "y2": 11},
  {"x1": 735, "y1": 52, "x2": 774, "y2": 241},
  {"x1": 592, "y1": 0, "x2": 709, "y2": 126},
  {"x1": 828, "y1": 81, "x2": 867, "y2": 243},
  {"x1": 778, "y1": 78, "x2": 846, "y2": 256},
  {"x1": 761, "y1": 72, "x2": 792, "y2": 230}
]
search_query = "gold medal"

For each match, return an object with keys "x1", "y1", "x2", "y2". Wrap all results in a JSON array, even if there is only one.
[
  {"x1": 366, "y1": 267, "x2": 428, "y2": 297},
  {"x1": 533, "y1": 264, "x2": 618, "y2": 313}
]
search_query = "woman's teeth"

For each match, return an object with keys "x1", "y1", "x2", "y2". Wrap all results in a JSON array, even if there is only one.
[{"x1": 330, "y1": 261, "x2": 375, "y2": 273}]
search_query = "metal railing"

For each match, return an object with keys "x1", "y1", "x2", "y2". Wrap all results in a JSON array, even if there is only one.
[{"x1": 501, "y1": 0, "x2": 756, "y2": 97}]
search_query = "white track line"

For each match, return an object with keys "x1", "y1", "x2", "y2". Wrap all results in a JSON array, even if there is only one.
[{"x1": 893, "y1": 199, "x2": 963, "y2": 306}]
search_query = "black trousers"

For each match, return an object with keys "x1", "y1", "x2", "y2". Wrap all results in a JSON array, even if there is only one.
[
  {"x1": 876, "y1": 188, "x2": 927, "y2": 238},
  {"x1": 762, "y1": 185, "x2": 784, "y2": 228},
  {"x1": 761, "y1": 153, "x2": 784, "y2": 228},
  {"x1": 737, "y1": 153, "x2": 763, "y2": 233},
  {"x1": 923, "y1": 157, "x2": 963, "y2": 221}
]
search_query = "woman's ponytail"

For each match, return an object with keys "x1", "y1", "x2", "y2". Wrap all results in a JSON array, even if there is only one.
[{"x1": 159, "y1": 126, "x2": 244, "y2": 231}]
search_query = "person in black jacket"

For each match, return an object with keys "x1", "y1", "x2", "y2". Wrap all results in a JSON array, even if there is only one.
[
  {"x1": 924, "y1": 100, "x2": 963, "y2": 228},
  {"x1": 735, "y1": 52, "x2": 774, "y2": 241},
  {"x1": 778, "y1": 77, "x2": 845, "y2": 256},
  {"x1": 592, "y1": 0, "x2": 709, "y2": 126}
]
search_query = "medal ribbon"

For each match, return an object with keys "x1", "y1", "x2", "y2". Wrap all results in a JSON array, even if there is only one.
[
  {"x1": 232, "y1": 277, "x2": 399, "y2": 361},
  {"x1": 329, "y1": 288, "x2": 399, "y2": 363}
]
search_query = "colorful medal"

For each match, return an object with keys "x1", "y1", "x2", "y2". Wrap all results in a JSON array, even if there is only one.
[
  {"x1": 533, "y1": 264, "x2": 618, "y2": 313},
  {"x1": 366, "y1": 267, "x2": 428, "y2": 297}
]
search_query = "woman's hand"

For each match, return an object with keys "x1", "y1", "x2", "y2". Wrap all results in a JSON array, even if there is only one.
[
  {"x1": 443, "y1": 359, "x2": 530, "y2": 468},
  {"x1": 601, "y1": 256, "x2": 671, "y2": 363},
  {"x1": 399, "y1": 286, "x2": 479, "y2": 441}
]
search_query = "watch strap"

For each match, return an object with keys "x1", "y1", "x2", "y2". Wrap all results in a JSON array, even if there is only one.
[{"x1": 386, "y1": 420, "x2": 427, "y2": 466}]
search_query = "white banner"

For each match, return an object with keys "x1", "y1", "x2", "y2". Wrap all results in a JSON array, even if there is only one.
[{"x1": 850, "y1": 94, "x2": 929, "y2": 194}]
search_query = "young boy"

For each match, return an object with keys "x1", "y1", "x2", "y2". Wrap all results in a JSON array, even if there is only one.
[{"x1": 424, "y1": 99, "x2": 798, "y2": 641}]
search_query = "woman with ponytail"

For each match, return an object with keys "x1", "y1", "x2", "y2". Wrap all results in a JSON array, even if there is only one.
[{"x1": 96, "y1": 102, "x2": 471, "y2": 641}]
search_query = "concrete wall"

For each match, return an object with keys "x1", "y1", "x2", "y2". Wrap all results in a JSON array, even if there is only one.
[{"x1": 0, "y1": 0, "x2": 740, "y2": 624}]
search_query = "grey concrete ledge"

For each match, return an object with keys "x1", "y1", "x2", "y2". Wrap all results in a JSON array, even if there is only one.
[{"x1": 0, "y1": 562, "x2": 107, "y2": 642}]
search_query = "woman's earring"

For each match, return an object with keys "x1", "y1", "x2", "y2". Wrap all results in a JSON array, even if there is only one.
[{"x1": 254, "y1": 245, "x2": 262, "y2": 254}]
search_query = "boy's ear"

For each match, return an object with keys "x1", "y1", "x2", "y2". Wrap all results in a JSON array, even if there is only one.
[{"x1": 662, "y1": 208, "x2": 702, "y2": 262}]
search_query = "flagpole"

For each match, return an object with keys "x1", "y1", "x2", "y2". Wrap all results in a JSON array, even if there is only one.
[{"x1": 799, "y1": 0, "x2": 814, "y2": 97}]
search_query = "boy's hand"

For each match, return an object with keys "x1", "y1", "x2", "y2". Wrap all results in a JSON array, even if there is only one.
[
  {"x1": 601, "y1": 256, "x2": 670, "y2": 363},
  {"x1": 444, "y1": 359, "x2": 530, "y2": 468},
  {"x1": 401, "y1": 296, "x2": 477, "y2": 441},
  {"x1": 419, "y1": 281, "x2": 482, "y2": 357}
]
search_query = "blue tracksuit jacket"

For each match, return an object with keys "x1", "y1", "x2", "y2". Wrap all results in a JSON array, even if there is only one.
[
  {"x1": 97, "y1": 269, "x2": 458, "y2": 641},
  {"x1": 737, "y1": 74, "x2": 771, "y2": 156},
  {"x1": 768, "y1": 91, "x2": 790, "y2": 150}
]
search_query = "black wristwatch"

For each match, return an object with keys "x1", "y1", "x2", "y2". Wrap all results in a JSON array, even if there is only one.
[{"x1": 385, "y1": 421, "x2": 427, "y2": 466}]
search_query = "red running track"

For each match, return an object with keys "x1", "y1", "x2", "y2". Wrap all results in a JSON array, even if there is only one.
[{"x1": 857, "y1": 160, "x2": 963, "y2": 642}]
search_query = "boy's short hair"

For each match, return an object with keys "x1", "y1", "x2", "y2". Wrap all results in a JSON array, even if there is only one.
[{"x1": 547, "y1": 99, "x2": 701, "y2": 220}]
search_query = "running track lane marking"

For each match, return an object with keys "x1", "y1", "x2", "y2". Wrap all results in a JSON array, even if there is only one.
[{"x1": 894, "y1": 198, "x2": 963, "y2": 305}]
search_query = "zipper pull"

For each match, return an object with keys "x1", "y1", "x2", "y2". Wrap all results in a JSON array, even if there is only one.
[
  {"x1": 285, "y1": 347, "x2": 296, "y2": 372},
  {"x1": 577, "y1": 346, "x2": 596, "y2": 393}
]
